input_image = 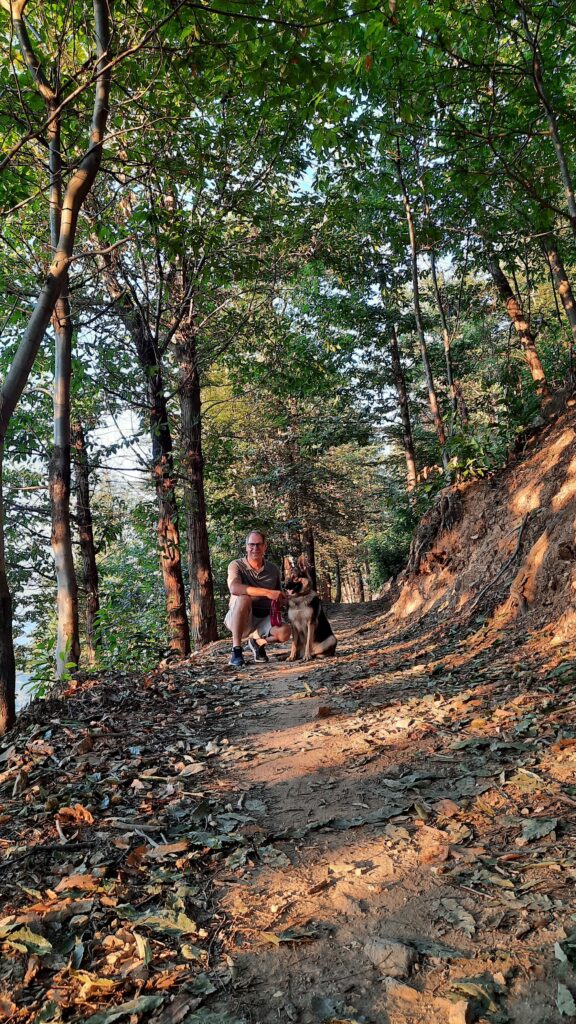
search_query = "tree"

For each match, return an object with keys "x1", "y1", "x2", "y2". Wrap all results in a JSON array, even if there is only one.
[{"x1": 0, "y1": 0, "x2": 112, "y2": 733}]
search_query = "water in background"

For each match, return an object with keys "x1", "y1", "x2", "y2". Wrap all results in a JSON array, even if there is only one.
[{"x1": 16, "y1": 672, "x2": 31, "y2": 710}]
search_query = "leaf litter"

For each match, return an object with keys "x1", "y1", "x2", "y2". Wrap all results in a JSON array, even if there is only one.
[{"x1": 2, "y1": 597, "x2": 576, "y2": 1022}]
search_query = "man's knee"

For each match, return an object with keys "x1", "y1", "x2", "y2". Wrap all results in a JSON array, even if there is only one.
[{"x1": 232, "y1": 596, "x2": 252, "y2": 617}]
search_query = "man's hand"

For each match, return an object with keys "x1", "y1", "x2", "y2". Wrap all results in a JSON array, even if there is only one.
[{"x1": 267, "y1": 589, "x2": 285, "y2": 603}]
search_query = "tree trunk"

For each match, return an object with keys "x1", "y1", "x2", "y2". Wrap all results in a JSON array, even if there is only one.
[
  {"x1": 72, "y1": 420, "x2": 100, "y2": 663},
  {"x1": 0, "y1": 0, "x2": 112, "y2": 733},
  {"x1": 0, "y1": 454, "x2": 15, "y2": 734},
  {"x1": 389, "y1": 325, "x2": 418, "y2": 490},
  {"x1": 302, "y1": 525, "x2": 318, "y2": 590},
  {"x1": 395, "y1": 151, "x2": 450, "y2": 476},
  {"x1": 177, "y1": 331, "x2": 218, "y2": 647},
  {"x1": 430, "y1": 250, "x2": 469, "y2": 427},
  {"x1": 355, "y1": 565, "x2": 365, "y2": 603},
  {"x1": 521, "y1": 13, "x2": 576, "y2": 235},
  {"x1": 152, "y1": 376, "x2": 191, "y2": 657},
  {"x1": 333, "y1": 555, "x2": 342, "y2": 604},
  {"x1": 50, "y1": 287, "x2": 80, "y2": 676},
  {"x1": 488, "y1": 257, "x2": 550, "y2": 398},
  {"x1": 101, "y1": 266, "x2": 191, "y2": 657},
  {"x1": 363, "y1": 562, "x2": 372, "y2": 601},
  {"x1": 542, "y1": 235, "x2": 576, "y2": 380}
]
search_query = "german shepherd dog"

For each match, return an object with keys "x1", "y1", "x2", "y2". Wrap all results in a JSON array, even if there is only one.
[{"x1": 283, "y1": 558, "x2": 337, "y2": 661}]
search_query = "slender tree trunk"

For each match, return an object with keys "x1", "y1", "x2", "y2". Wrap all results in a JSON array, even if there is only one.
[
  {"x1": 488, "y1": 257, "x2": 550, "y2": 398},
  {"x1": 177, "y1": 331, "x2": 218, "y2": 646},
  {"x1": 0, "y1": 455, "x2": 15, "y2": 733},
  {"x1": 521, "y1": 14, "x2": 576, "y2": 235},
  {"x1": 302, "y1": 525, "x2": 318, "y2": 590},
  {"x1": 50, "y1": 287, "x2": 80, "y2": 674},
  {"x1": 72, "y1": 421, "x2": 100, "y2": 663},
  {"x1": 151, "y1": 375, "x2": 191, "y2": 657},
  {"x1": 430, "y1": 250, "x2": 469, "y2": 427},
  {"x1": 395, "y1": 151, "x2": 450, "y2": 476},
  {"x1": 542, "y1": 235, "x2": 576, "y2": 380},
  {"x1": 333, "y1": 555, "x2": 342, "y2": 604},
  {"x1": 0, "y1": 0, "x2": 112, "y2": 734},
  {"x1": 15, "y1": 2, "x2": 82, "y2": 678},
  {"x1": 389, "y1": 325, "x2": 418, "y2": 490},
  {"x1": 101, "y1": 266, "x2": 190, "y2": 657},
  {"x1": 355, "y1": 565, "x2": 365, "y2": 603},
  {"x1": 363, "y1": 562, "x2": 372, "y2": 601}
]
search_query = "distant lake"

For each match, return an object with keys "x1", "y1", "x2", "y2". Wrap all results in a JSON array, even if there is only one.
[
  {"x1": 15, "y1": 620, "x2": 33, "y2": 710},
  {"x1": 16, "y1": 672, "x2": 31, "y2": 710}
]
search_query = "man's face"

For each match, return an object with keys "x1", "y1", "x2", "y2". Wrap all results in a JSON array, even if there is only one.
[{"x1": 246, "y1": 534, "x2": 266, "y2": 561}]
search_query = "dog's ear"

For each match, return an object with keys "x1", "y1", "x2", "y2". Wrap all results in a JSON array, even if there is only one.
[{"x1": 297, "y1": 554, "x2": 309, "y2": 574}]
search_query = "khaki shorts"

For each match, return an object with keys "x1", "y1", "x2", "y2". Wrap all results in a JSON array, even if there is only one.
[{"x1": 224, "y1": 607, "x2": 272, "y2": 640}]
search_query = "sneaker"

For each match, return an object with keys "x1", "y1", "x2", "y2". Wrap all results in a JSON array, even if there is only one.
[
  {"x1": 247, "y1": 638, "x2": 269, "y2": 663},
  {"x1": 229, "y1": 647, "x2": 246, "y2": 668}
]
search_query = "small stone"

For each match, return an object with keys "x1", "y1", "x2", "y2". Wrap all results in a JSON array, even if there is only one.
[{"x1": 365, "y1": 938, "x2": 417, "y2": 978}]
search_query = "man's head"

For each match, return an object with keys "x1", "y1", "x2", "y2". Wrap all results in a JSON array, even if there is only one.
[{"x1": 245, "y1": 530, "x2": 266, "y2": 564}]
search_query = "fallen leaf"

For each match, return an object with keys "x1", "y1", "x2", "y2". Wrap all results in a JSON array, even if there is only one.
[
  {"x1": 521, "y1": 817, "x2": 557, "y2": 841},
  {"x1": 557, "y1": 983, "x2": 576, "y2": 1017},
  {"x1": 5, "y1": 927, "x2": 53, "y2": 956},
  {"x1": 83, "y1": 994, "x2": 164, "y2": 1024},
  {"x1": 56, "y1": 803, "x2": 94, "y2": 825}
]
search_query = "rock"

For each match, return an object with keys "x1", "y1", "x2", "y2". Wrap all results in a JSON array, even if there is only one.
[
  {"x1": 448, "y1": 999, "x2": 474, "y2": 1024},
  {"x1": 365, "y1": 938, "x2": 417, "y2": 977},
  {"x1": 382, "y1": 978, "x2": 420, "y2": 1003}
]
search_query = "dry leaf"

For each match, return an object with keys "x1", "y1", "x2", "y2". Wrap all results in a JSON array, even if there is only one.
[{"x1": 56, "y1": 803, "x2": 94, "y2": 825}]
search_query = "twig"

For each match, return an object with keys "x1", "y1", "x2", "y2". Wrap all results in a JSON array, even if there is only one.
[
  {"x1": 2, "y1": 842, "x2": 94, "y2": 866},
  {"x1": 470, "y1": 513, "x2": 530, "y2": 611}
]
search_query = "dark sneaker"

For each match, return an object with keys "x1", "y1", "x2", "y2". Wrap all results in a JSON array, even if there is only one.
[
  {"x1": 229, "y1": 647, "x2": 246, "y2": 668},
  {"x1": 248, "y1": 638, "x2": 269, "y2": 662}
]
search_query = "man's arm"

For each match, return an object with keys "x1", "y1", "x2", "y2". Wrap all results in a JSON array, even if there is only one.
[
  {"x1": 229, "y1": 581, "x2": 284, "y2": 601},
  {"x1": 227, "y1": 560, "x2": 283, "y2": 603}
]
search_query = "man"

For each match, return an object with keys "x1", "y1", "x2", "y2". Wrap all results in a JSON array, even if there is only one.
[{"x1": 225, "y1": 530, "x2": 291, "y2": 667}]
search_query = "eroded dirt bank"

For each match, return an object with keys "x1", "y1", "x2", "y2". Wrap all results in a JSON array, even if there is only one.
[{"x1": 2, "y1": 594, "x2": 576, "y2": 1024}]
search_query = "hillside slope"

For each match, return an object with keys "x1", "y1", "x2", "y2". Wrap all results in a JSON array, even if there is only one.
[{"x1": 391, "y1": 397, "x2": 576, "y2": 649}]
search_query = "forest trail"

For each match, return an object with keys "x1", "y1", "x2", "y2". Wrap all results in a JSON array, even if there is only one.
[{"x1": 2, "y1": 585, "x2": 576, "y2": 1024}]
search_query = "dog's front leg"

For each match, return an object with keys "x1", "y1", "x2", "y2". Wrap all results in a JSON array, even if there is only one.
[
  {"x1": 287, "y1": 631, "x2": 301, "y2": 661},
  {"x1": 303, "y1": 621, "x2": 315, "y2": 661}
]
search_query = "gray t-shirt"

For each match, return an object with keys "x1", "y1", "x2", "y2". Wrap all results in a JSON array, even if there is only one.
[{"x1": 227, "y1": 557, "x2": 281, "y2": 617}]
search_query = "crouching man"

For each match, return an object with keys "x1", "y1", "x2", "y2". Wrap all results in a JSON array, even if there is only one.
[{"x1": 225, "y1": 530, "x2": 291, "y2": 667}]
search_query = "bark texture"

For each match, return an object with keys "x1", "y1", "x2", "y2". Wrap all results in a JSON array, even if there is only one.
[
  {"x1": 50, "y1": 289, "x2": 80, "y2": 675},
  {"x1": 488, "y1": 257, "x2": 550, "y2": 398},
  {"x1": 177, "y1": 331, "x2": 218, "y2": 646},
  {"x1": 302, "y1": 526, "x2": 318, "y2": 591},
  {"x1": 102, "y1": 266, "x2": 191, "y2": 657},
  {"x1": 430, "y1": 251, "x2": 469, "y2": 427},
  {"x1": 542, "y1": 236, "x2": 576, "y2": 378},
  {"x1": 389, "y1": 325, "x2": 417, "y2": 491},
  {"x1": 72, "y1": 421, "x2": 100, "y2": 662},
  {"x1": 396, "y1": 153, "x2": 449, "y2": 475}
]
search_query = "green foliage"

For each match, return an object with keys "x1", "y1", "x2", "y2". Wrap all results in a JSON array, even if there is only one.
[{"x1": 93, "y1": 503, "x2": 170, "y2": 672}]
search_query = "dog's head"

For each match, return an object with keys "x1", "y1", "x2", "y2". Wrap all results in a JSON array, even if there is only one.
[{"x1": 283, "y1": 555, "x2": 313, "y2": 597}]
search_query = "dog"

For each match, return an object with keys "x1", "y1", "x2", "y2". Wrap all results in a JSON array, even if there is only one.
[{"x1": 283, "y1": 558, "x2": 337, "y2": 661}]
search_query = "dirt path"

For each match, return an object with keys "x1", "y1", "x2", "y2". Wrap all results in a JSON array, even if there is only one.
[
  {"x1": 1, "y1": 599, "x2": 576, "y2": 1024},
  {"x1": 191, "y1": 601, "x2": 576, "y2": 1024}
]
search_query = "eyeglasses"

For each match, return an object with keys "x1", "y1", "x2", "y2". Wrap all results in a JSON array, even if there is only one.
[{"x1": 247, "y1": 542, "x2": 264, "y2": 547}]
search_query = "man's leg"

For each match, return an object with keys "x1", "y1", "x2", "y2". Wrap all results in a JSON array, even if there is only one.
[
  {"x1": 249, "y1": 616, "x2": 291, "y2": 645},
  {"x1": 229, "y1": 596, "x2": 253, "y2": 647},
  {"x1": 268, "y1": 624, "x2": 291, "y2": 644}
]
